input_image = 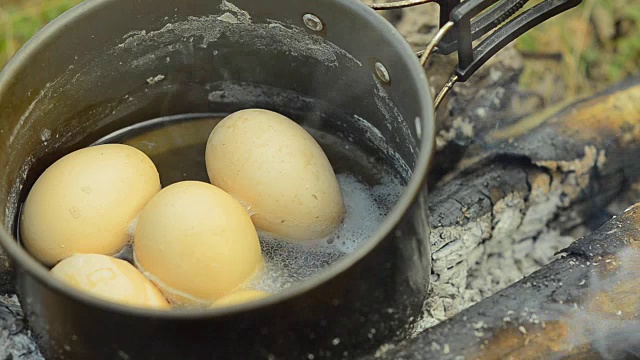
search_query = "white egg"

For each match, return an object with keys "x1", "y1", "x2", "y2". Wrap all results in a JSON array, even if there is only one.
[
  {"x1": 50, "y1": 254, "x2": 169, "y2": 309},
  {"x1": 21, "y1": 144, "x2": 161, "y2": 266},
  {"x1": 133, "y1": 181, "x2": 263, "y2": 307},
  {"x1": 205, "y1": 109, "x2": 345, "y2": 241}
]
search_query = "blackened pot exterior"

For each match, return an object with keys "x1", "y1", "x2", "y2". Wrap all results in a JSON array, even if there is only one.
[{"x1": 0, "y1": 0, "x2": 435, "y2": 359}]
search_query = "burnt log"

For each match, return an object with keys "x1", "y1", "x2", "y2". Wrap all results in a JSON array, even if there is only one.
[
  {"x1": 376, "y1": 202, "x2": 640, "y2": 360},
  {"x1": 415, "y1": 76, "x2": 640, "y2": 332}
]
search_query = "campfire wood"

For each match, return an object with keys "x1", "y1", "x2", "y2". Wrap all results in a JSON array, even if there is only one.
[{"x1": 375, "y1": 201, "x2": 640, "y2": 360}]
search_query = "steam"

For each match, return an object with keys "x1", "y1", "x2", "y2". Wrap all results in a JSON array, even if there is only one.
[{"x1": 546, "y1": 247, "x2": 640, "y2": 359}]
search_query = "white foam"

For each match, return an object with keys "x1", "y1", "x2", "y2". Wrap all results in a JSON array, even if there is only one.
[
  {"x1": 332, "y1": 174, "x2": 391, "y2": 253},
  {"x1": 250, "y1": 173, "x2": 403, "y2": 294}
]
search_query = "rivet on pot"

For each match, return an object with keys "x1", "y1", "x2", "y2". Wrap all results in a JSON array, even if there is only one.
[
  {"x1": 374, "y1": 62, "x2": 390, "y2": 83},
  {"x1": 303, "y1": 14, "x2": 324, "y2": 32}
]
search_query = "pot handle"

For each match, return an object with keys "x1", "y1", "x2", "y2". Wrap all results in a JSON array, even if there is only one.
[{"x1": 370, "y1": 0, "x2": 583, "y2": 110}]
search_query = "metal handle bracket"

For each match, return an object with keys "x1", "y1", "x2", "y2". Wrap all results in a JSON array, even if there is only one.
[
  {"x1": 369, "y1": 0, "x2": 584, "y2": 110},
  {"x1": 448, "y1": 0, "x2": 583, "y2": 81}
]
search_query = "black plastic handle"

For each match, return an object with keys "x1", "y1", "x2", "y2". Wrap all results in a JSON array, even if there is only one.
[
  {"x1": 437, "y1": 0, "x2": 583, "y2": 81},
  {"x1": 436, "y1": 0, "x2": 529, "y2": 55}
]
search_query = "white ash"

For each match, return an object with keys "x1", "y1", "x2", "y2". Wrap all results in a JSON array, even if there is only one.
[
  {"x1": 0, "y1": 295, "x2": 43, "y2": 360},
  {"x1": 436, "y1": 117, "x2": 475, "y2": 151},
  {"x1": 145, "y1": 75, "x2": 165, "y2": 85},
  {"x1": 40, "y1": 129, "x2": 52, "y2": 144},
  {"x1": 414, "y1": 150, "x2": 600, "y2": 335},
  {"x1": 114, "y1": 1, "x2": 362, "y2": 69},
  {"x1": 373, "y1": 343, "x2": 396, "y2": 358}
]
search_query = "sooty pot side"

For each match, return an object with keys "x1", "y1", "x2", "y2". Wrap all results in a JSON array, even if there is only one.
[{"x1": 0, "y1": 0, "x2": 434, "y2": 358}]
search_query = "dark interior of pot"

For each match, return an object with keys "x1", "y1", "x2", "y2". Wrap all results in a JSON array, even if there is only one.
[{"x1": 0, "y1": 0, "x2": 433, "y2": 358}]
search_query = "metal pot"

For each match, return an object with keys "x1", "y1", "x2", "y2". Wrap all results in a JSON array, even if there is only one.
[
  {"x1": 0, "y1": 1, "x2": 432, "y2": 359},
  {"x1": 0, "y1": 0, "x2": 580, "y2": 358}
]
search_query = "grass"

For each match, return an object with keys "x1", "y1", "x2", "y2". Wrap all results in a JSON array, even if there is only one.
[
  {"x1": 517, "y1": 0, "x2": 640, "y2": 99},
  {"x1": 1, "y1": 0, "x2": 639, "y2": 99},
  {"x1": 0, "y1": 0, "x2": 82, "y2": 66}
]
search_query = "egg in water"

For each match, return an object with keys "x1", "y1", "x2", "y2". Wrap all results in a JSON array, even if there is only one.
[
  {"x1": 53, "y1": 109, "x2": 407, "y2": 309},
  {"x1": 212, "y1": 289, "x2": 270, "y2": 307},
  {"x1": 205, "y1": 109, "x2": 345, "y2": 242},
  {"x1": 21, "y1": 144, "x2": 161, "y2": 266},
  {"x1": 133, "y1": 181, "x2": 263, "y2": 307},
  {"x1": 250, "y1": 172, "x2": 403, "y2": 294},
  {"x1": 50, "y1": 254, "x2": 169, "y2": 309}
]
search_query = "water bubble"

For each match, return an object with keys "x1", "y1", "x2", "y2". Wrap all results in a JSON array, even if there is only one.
[{"x1": 250, "y1": 173, "x2": 402, "y2": 293}]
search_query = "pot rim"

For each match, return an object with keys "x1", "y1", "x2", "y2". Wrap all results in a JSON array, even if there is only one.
[{"x1": 0, "y1": 0, "x2": 435, "y2": 318}]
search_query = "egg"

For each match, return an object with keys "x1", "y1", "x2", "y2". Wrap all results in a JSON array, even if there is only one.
[
  {"x1": 50, "y1": 254, "x2": 169, "y2": 309},
  {"x1": 205, "y1": 109, "x2": 345, "y2": 241},
  {"x1": 212, "y1": 289, "x2": 270, "y2": 307},
  {"x1": 133, "y1": 181, "x2": 263, "y2": 307},
  {"x1": 21, "y1": 144, "x2": 161, "y2": 266}
]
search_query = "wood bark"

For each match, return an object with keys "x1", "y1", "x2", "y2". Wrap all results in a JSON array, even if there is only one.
[{"x1": 417, "y1": 76, "x2": 640, "y2": 331}]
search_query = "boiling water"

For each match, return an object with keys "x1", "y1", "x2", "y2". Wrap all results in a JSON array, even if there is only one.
[
  {"x1": 41, "y1": 113, "x2": 406, "y2": 296},
  {"x1": 253, "y1": 174, "x2": 402, "y2": 293}
]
